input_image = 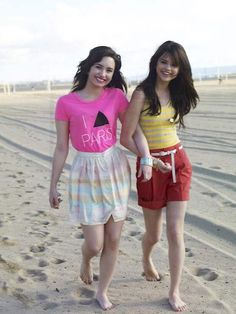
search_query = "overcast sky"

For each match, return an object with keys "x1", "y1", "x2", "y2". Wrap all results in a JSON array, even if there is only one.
[{"x1": 0, "y1": 0, "x2": 235, "y2": 82}]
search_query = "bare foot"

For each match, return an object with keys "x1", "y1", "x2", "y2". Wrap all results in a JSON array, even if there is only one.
[
  {"x1": 96, "y1": 294, "x2": 113, "y2": 311},
  {"x1": 169, "y1": 294, "x2": 187, "y2": 312},
  {"x1": 80, "y1": 259, "x2": 93, "y2": 284},
  {"x1": 142, "y1": 258, "x2": 161, "y2": 281}
]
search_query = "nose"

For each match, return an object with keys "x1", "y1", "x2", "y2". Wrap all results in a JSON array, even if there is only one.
[
  {"x1": 99, "y1": 68, "x2": 106, "y2": 77},
  {"x1": 165, "y1": 63, "x2": 171, "y2": 70}
]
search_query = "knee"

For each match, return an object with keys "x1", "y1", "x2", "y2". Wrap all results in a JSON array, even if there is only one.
[
  {"x1": 167, "y1": 228, "x2": 183, "y2": 245},
  {"x1": 105, "y1": 235, "x2": 120, "y2": 251},
  {"x1": 85, "y1": 242, "x2": 103, "y2": 256},
  {"x1": 144, "y1": 231, "x2": 161, "y2": 246}
]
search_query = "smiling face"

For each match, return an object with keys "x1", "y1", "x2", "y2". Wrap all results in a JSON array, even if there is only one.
[
  {"x1": 87, "y1": 56, "x2": 115, "y2": 88},
  {"x1": 156, "y1": 52, "x2": 179, "y2": 84}
]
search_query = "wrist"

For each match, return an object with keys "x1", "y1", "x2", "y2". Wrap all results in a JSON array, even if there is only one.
[{"x1": 140, "y1": 156, "x2": 153, "y2": 167}]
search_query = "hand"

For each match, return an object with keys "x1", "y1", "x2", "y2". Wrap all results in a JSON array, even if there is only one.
[
  {"x1": 49, "y1": 188, "x2": 62, "y2": 209},
  {"x1": 154, "y1": 158, "x2": 172, "y2": 173},
  {"x1": 138, "y1": 164, "x2": 153, "y2": 182}
]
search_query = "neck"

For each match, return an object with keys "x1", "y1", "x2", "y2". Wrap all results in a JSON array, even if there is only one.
[
  {"x1": 155, "y1": 79, "x2": 169, "y2": 92},
  {"x1": 79, "y1": 84, "x2": 104, "y2": 101},
  {"x1": 155, "y1": 81, "x2": 170, "y2": 105}
]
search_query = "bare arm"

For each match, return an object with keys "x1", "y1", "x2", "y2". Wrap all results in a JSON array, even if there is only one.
[
  {"x1": 120, "y1": 89, "x2": 151, "y2": 157},
  {"x1": 120, "y1": 89, "x2": 171, "y2": 180},
  {"x1": 120, "y1": 89, "x2": 154, "y2": 181},
  {"x1": 49, "y1": 121, "x2": 69, "y2": 208}
]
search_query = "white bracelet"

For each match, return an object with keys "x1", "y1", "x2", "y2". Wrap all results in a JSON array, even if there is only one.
[{"x1": 140, "y1": 157, "x2": 153, "y2": 167}]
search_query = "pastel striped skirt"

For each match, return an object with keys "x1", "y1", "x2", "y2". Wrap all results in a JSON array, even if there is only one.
[{"x1": 69, "y1": 146, "x2": 131, "y2": 225}]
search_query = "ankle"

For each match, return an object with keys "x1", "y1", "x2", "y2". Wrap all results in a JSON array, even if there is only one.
[{"x1": 169, "y1": 290, "x2": 180, "y2": 298}]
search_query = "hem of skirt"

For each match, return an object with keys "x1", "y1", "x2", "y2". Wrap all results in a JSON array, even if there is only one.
[{"x1": 69, "y1": 212, "x2": 127, "y2": 225}]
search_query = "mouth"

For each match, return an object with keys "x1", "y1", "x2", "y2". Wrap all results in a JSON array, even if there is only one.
[
  {"x1": 95, "y1": 76, "x2": 106, "y2": 83},
  {"x1": 161, "y1": 71, "x2": 172, "y2": 76}
]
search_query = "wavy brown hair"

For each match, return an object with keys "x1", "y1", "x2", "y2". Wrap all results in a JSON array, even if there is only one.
[
  {"x1": 71, "y1": 46, "x2": 127, "y2": 93},
  {"x1": 138, "y1": 41, "x2": 199, "y2": 128}
]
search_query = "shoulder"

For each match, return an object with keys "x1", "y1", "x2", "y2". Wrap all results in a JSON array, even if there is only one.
[
  {"x1": 106, "y1": 87, "x2": 126, "y2": 97},
  {"x1": 57, "y1": 92, "x2": 74, "y2": 104},
  {"x1": 131, "y1": 88, "x2": 146, "y2": 100},
  {"x1": 129, "y1": 88, "x2": 146, "y2": 110}
]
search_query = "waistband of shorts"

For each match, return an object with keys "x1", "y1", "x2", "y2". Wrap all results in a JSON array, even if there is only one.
[
  {"x1": 75, "y1": 145, "x2": 118, "y2": 158},
  {"x1": 150, "y1": 142, "x2": 182, "y2": 155}
]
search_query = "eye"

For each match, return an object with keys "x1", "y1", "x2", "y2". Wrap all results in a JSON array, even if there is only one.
[
  {"x1": 160, "y1": 59, "x2": 167, "y2": 64},
  {"x1": 95, "y1": 64, "x2": 102, "y2": 69}
]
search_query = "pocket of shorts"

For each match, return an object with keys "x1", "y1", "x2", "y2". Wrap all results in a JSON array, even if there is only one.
[
  {"x1": 178, "y1": 149, "x2": 192, "y2": 177},
  {"x1": 136, "y1": 175, "x2": 153, "y2": 202}
]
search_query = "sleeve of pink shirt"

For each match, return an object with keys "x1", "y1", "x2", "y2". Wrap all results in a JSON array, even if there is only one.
[{"x1": 55, "y1": 96, "x2": 69, "y2": 121}]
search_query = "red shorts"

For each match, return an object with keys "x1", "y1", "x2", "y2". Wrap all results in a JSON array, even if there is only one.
[{"x1": 136, "y1": 143, "x2": 192, "y2": 210}]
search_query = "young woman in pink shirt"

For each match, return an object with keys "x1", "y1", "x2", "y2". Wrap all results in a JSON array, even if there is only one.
[{"x1": 49, "y1": 46, "x2": 135, "y2": 310}]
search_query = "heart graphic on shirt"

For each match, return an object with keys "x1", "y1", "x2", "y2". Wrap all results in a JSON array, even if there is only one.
[{"x1": 93, "y1": 111, "x2": 109, "y2": 127}]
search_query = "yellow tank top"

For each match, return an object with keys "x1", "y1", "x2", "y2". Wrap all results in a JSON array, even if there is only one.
[{"x1": 139, "y1": 102, "x2": 179, "y2": 149}]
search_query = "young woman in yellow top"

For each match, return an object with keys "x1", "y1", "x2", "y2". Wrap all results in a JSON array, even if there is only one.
[{"x1": 121, "y1": 41, "x2": 199, "y2": 312}]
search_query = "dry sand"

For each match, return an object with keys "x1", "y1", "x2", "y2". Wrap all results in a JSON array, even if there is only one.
[{"x1": 0, "y1": 84, "x2": 235, "y2": 313}]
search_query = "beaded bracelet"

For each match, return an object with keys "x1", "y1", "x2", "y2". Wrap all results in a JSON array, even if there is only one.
[{"x1": 140, "y1": 157, "x2": 153, "y2": 167}]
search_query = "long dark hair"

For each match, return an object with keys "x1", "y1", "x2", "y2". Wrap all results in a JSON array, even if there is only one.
[
  {"x1": 138, "y1": 40, "x2": 199, "y2": 128},
  {"x1": 71, "y1": 46, "x2": 127, "y2": 93}
]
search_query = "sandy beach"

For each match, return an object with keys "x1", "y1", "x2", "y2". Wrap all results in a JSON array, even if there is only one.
[{"x1": 0, "y1": 83, "x2": 235, "y2": 313}]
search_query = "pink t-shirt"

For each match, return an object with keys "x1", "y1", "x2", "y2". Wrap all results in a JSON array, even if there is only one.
[{"x1": 55, "y1": 87, "x2": 128, "y2": 152}]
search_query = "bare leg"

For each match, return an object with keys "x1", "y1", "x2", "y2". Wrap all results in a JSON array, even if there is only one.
[
  {"x1": 95, "y1": 217, "x2": 124, "y2": 311},
  {"x1": 166, "y1": 201, "x2": 187, "y2": 312},
  {"x1": 142, "y1": 207, "x2": 163, "y2": 281},
  {"x1": 80, "y1": 224, "x2": 104, "y2": 285}
]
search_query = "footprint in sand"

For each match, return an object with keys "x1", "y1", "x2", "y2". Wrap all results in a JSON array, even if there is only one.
[
  {"x1": 24, "y1": 269, "x2": 48, "y2": 282},
  {"x1": 30, "y1": 243, "x2": 46, "y2": 253},
  {"x1": 38, "y1": 259, "x2": 49, "y2": 267},
  {"x1": 222, "y1": 201, "x2": 236, "y2": 208},
  {"x1": 40, "y1": 220, "x2": 50, "y2": 226},
  {"x1": 6, "y1": 214, "x2": 16, "y2": 221},
  {"x1": 73, "y1": 231, "x2": 84, "y2": 239},
  {"x1": 36, "y1": 293, "x2": 48, "y2": 301},
  {"x1": 20, "y1": 252, "x2": 34, "y2": 261},
  {"x1": 130, "y1": 230, "x2": 142, "y2": 240},
  {"x1": 43, "y1": 302, "x2": 59, "y2": 310},
  {"x1": 8, "y1": 174, "x2": 17, "y2": 178},
  {"x1": 192, "y1": 267, "x2": 218, "y2": 281},
  {"x1": 185, "y1": 247, "x2": 194, "y2": 257},
  {"x1": 50, "y1": 257, "x2": 66, "y2": 265},
  {"x1": 17, "y1": 275, "x2": 27, "y2": 283},
  {"x1": 2, "y1": 285, "x2": 33, "y2": 307},
  {"x1": 0, "y1": 255, "x2": 21, "y2": 273},
  {"x1": 28, "y1": 230, "x2": 50, "y2": 238},
  {"x1": 37, "y1": 184, "x2": 46, "y2": 189},
  {"x1": 50, "y1": 237, "x2": 62, "y2": 243},
  {"x1": 126, "y1": 216, "x2": 136, "y2": 224},
  {"x1": 0, "y1": 236, "x2": 16, "y2": 246},
  {"x1": 17, "y1": 179, "x2": 26, "y2": 184},
  {"x1": 22, "y1": 201, "x2": 31, "y2": 205},
  {"x1": 74, "y1": 287, "x2": 95, "y2": 305},
  {"x1": 201, "y1": 192, "x2": 218, "y2": 198}
]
